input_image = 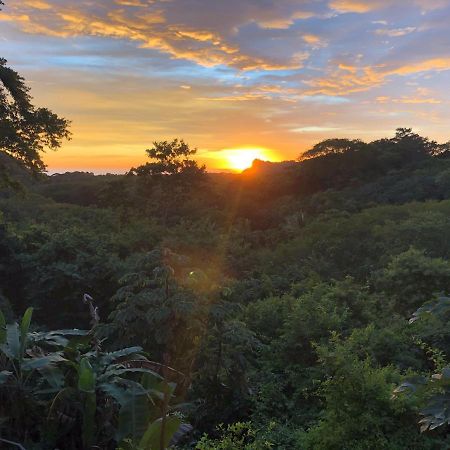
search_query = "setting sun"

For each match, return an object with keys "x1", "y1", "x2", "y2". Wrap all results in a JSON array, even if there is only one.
[{"x1": 221, "y1": 147, "x2": 274, "y2": 172}]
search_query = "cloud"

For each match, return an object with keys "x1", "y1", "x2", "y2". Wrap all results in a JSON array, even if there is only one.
[
  {"x1": 304, "y1": 63, "x2": 385, "y2": 95},
  {"x1": 304, "y1": 55, "x2": 450, "y2": 96},
  {"x1": 375, "y1": 27, "x2": 416, "y2": 37},
  {"x1": 257, "y1": 10, "x2": 316, "y2": 29},
  {"x1": 24, "y1": 0, "x2": 51, "y2": 10},
  {"x1": 0, "y1": 0, "x2": 312, "y2": 71},
  {"x1": 414, "y1": 0, "x2": 449, "y2": 11},
  {"x1": 377, "y1": 96, "x2": 442, "y2": 104},
  {"x1": 329, "y1": 0, "x2": 447, "y2": 14},
  {"x1": 115, "y1": 0, "x2": 148, "y2": 6},
  {"x1": 291, "y1": 126, "x2": 341, "y2": 132},
  {"x1": 329, "y1": 0, "x2": 386, "y2": 13},
  {"x1": 388, "y1": 58, "x2": 450, "y2": 75},
  {"x1": 302, "y1": 33, "x2": 328, "y2": 48}
]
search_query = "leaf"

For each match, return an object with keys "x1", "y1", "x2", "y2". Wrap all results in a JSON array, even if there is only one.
[
  {"x1": 3, "y1": 323, "x2": 20, "y2": 360},
  {"x1": 99, "y1": 381, "x2": 130, "y2": 407},
  {"x1": 0, "y1": 309, "x2": 5, "y2": 345},
  {"x1": 78, "y1": 358, "x2": 95, "y2": 393},
  {"x1": 29, "y1": 329, "x2": 88, "y2": 348},
  {"x1": 410, "y1": 296, "x2": 450, "y2": 323},
  {"x1": 100, "y1": 366, "x2": 161, "y2": 381},
  {"x1": 101, "y1": 346, "x2": 143, "y2": 365},
  {"x1": 22, "y1": 353, "x2": 67, "y2": 371},
  {"x1": 117, "y1": 393, "x2": 150, "y2": 442},
  {"x1": 20, "y1": 307, "x2": 33, "y2": 359},
  {"x1": 139, "y1": 416, "x2": 182, "y2": 450},
  {"x1": 0, "y1": 370, "x2": 12, "y2": 384}
]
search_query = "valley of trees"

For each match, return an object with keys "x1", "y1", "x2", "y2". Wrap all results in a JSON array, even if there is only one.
[{"x1": 3, "y1": 57, "x2": 450, "y2": 449}]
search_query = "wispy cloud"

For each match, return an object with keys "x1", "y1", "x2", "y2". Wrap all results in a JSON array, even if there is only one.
[
  {"x1": 291, "y1": 126, "x2": 341, "y2": 133},
  {"x1": 375, "y1": 27, "x2": 416, "y2": 37}
]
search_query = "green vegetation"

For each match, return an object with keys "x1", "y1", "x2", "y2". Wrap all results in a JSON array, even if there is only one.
[{"x1": 3, "y1": 59, "x2": 450, "y2": 449}]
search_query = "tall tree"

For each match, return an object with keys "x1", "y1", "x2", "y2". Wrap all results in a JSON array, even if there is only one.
[
  {"x1": 0, "y1": 58, "x2": 71, "y2": 185},
  {"x1": 129, "y1": 139, "x2": 206, "y2": 222},
  {"x1": 130, "y1": 139, "x2": 205, "y2": 181}
]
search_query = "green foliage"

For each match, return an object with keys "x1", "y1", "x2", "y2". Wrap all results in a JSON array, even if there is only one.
[
  {"x1": 0, "y1": 306, "x2": 186, "y2": 448},
  {"x1": 303, "y1": 341, "x2": 435, "y2": 450},
  {"x1": 373, "y1": 248, "x2": 450, "y2": 315},
  {"x1": 106, "y1": 248, "x2": 213, "y2": 375},
  {"x1": 4, "y1": 128, "x2": 450, "y2": 448},
  {"x1": 195, "y1": 422, "x2": 272, "y2": 450}
]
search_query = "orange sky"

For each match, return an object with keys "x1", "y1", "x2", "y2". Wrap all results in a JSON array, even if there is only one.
[{"x1": 2, "y1": 0, "x2": 450, "y2": 172}]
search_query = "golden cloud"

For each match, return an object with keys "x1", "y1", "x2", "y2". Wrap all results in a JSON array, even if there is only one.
[
  {"x1": 24, "y1": 0, "x2": 51, "y2": 10},
  {"x1": 329, "y1": 0, "x2": 383, "y2": 13},
  {"x1": 305, "y1": 57, "x2": 450, "y2": 96},
  {"x1": 0, "y1": 0, "x2": 309, "y2": 71},
  {"x1": 257, "y1": 10, "x2": 315, "y2": 29},
  {"x1": 377, "y1": 96, "x2": 441, "y2": 104},
  {"x1": 330, "y1": 0, "x2": 447, "y2": 13}
]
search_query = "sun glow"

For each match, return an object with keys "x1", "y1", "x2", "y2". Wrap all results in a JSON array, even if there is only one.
[{"x1": 221, "y1": 147, "x2": 274, "y2": 171}]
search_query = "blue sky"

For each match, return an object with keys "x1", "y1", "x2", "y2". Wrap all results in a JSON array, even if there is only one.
[{"x1": 1, "y1": 0, "x2": 450, "y2": 171}]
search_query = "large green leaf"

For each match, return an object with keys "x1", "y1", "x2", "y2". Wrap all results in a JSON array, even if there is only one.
[
  {"x1": 99, "y1": 381, "x2": 130, "y2": 407},
  {"x1": 19, "y1": 307, "x2": 33, "y2": 358},
  {"x1": 117, "y1": 394, "x2": 150, "y2": 442},
  {"x1": 78, "y1": 358, "x2": 96, "y2": 393},
  {"x1": 101, "y1": 346, "x2": 143, "y2": 365},
  {"x1": 139, "y1": 416, "x2": 181, "y2": 450},
  {"x1": 100, "y1": 365, "x2": 161, "y2": 382},
  {"x1": 3, "y1": 323, "x2": 20, "y2": 360},
  {"x1": 29, "y1": 329, "x2": 88, "y2": 348},
  {"x1": 22, "y1": 353, "x2": 67, "y2": 371}
]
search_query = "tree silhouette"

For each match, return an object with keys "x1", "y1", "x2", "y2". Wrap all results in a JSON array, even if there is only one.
[{"x1": 0, "y1": 58, "x2": 71, "y2": 185}]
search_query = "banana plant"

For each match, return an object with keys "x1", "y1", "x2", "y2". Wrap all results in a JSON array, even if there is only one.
[
  {"x1": 1, "y1": 306, "x2": 190, "y2": 448},
  {"x1": 0, "y1": 307, "x2": 81, "y2": 442}
]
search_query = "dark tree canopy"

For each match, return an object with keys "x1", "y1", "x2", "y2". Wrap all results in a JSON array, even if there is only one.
[
  {"x1": 299, "y1": 138, "x2": 367, "y2": 161},
  {"x1": 0, "y1": 58, "x2": 70, "y2": 184},
  {"x1": 129, "y1": 139, "x2": 206, "y2": 182}
]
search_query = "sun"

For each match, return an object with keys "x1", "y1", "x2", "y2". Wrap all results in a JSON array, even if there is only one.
[{"x1": 223, "y1": 147, "x2": 272, "y2": 171}]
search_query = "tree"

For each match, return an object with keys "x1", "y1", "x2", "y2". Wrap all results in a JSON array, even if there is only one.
[
  {"x1": 371, "y1": 128, "x2": 438, "y2": 167},
  {"x1": 0, "y1": 58, "x2": 70, "y2": 185},
  {"x1": 106, "y1": 248, "x2": 212, "y2": 381},
  {"x1": 299, "y1": 138, "x2": 366, "y2": 161},
  {"x1": 129, "y1": 139, "x2": 206, "y2": 222},
  {"x1": 373, "y1": 248, "x2": 450, "y2": 316},
  {"x1": 130, "y1": 139, "x2": 205, "y2": 181}
]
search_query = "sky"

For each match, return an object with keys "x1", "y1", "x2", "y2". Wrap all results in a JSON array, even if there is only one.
[{"x1": 1, "y1": 0, "x2": 450, "y2": 172}]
